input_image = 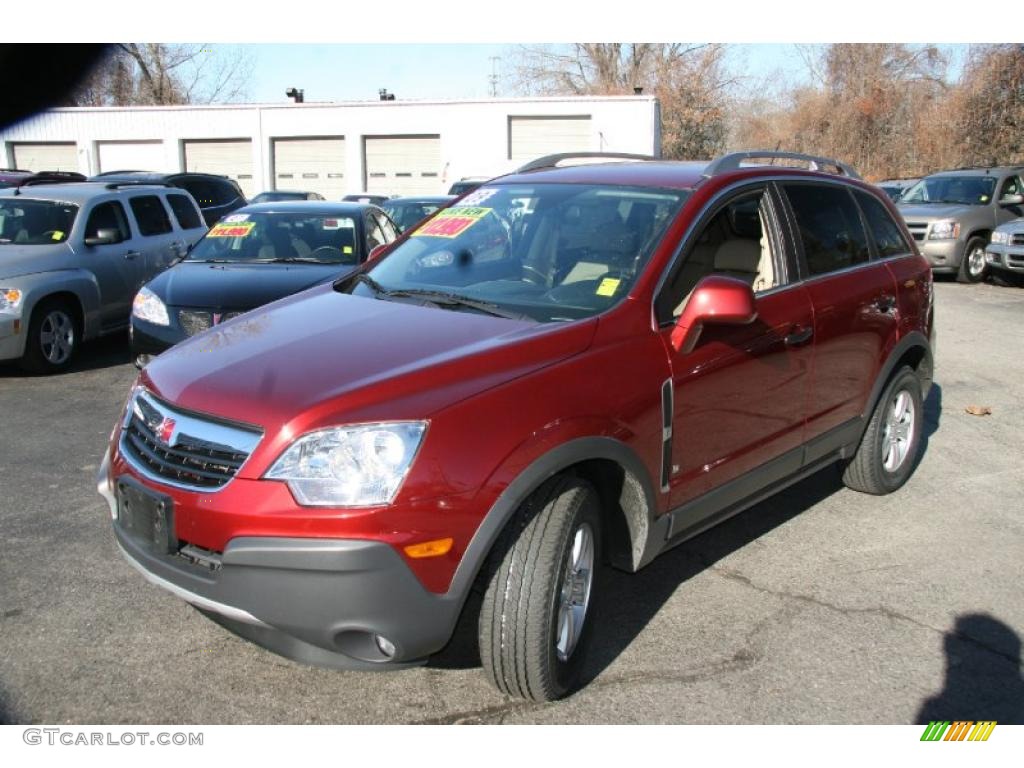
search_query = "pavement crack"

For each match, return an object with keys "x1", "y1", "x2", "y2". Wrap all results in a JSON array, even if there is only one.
[{"x1": 706, "y1": 562, "x2": 1022, "y2": 670}]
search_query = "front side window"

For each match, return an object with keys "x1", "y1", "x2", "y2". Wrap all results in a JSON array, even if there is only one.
[
  {"x1": 784, "y1": 184, "x2": 870, "y2": 277},
  {"x1": 84, "y1": 201, "x2": 130, "y2": 242},
  {"x1": 187, "y1": 211, "x2": 361, "y2": 265},
  {"x1": 0, "y1": 199, "x2": 78, "y2": 245},
  {"x1": 855, "y1": 191, "x2": 912, "y2": 258},
  {"x1": 998, "y1": 175, "x2": 1023, "y2": 202},
  {"x1": 901, "y1": 175, "x2": 997, "y2": 206},
  {"x1": 129, "y1": 195, "x2": 172, "y2": 236},
  {"x1": 350, "y1": 183, "x2": 686, "y2": 322}
]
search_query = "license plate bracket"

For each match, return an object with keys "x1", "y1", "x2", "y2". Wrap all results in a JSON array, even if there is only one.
[{"x1": 116, "y1": 478, "x2": 177, "y2": 555}]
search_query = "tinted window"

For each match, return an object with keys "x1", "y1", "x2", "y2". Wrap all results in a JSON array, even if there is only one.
[
  {"x1": 84, "y1": 201, "x2": 130, "y2": 242},
  {"x1": 129, "y1": 195, "x2": 172, "y2": 236},
  {"x1": 166, "y1": 194, "x2": 203, "y2": 230},
  {"x1": 179, "y1": 180, "x2": 217, "y2": 209},
  {"x1": 784, "y1": 184, "x2": 869, "y2": 276},
  {"x1": 855, "y1": 191, "x2": 911, "y2": 258}
]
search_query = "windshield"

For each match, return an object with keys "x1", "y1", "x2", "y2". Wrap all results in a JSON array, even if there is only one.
[
  {"x1": 383, "y1": 201, "x2": 447, "y2": 231},
  {"x1": 901, "y1": 175, "x2": 997, "y2": 206},
  {"x1": 187, "y1": 211, "x2": 361, "y2": 264},
  {"x1": 0, "y1": 199, "x2": 78, "y2": 245},
  {"x1": 251, "y1": 192, "x2": 306, "y2": 203},
  {"x1": 349, "y1": 183, "x2": 686, "y2": 322}
]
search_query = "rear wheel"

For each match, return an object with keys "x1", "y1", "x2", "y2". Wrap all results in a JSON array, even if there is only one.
[
  {"x1": 478, "y1": 476, "x2": 602, "y2": 701},
  {"x1": 842, "y1": 366, "x2": 923, "y2": 494},
  {"x1": 20, "y1": 298, "x2": 79, "y2": 374},
  {"x1": 957, "y1": 236, "x2": 988, "y2": 283}
]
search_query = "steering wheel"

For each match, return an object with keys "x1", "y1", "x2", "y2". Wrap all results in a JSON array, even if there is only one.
[
  {"x1": 310, "y1": 245, "x2": 345, "y2": 261},
  {"x1": 522, "y1": 264, "x2": 548, "y2": 286}
]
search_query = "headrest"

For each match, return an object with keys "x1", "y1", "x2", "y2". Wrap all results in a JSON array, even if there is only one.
[{"x1": 713, "y1": 239, "x2": 760, "y2": 273}]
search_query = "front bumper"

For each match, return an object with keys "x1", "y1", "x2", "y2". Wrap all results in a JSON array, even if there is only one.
[
  {"x1": 129, "y1": 317, "x2": 186, "y2": 360},
  {"x1": 985, "y1": 243, "x2": 1024, "y2": 273},
  {"x1": 918, "y1": 239, "x2": 963, "y2": 273},
  {"x1": 97, "y1": 452, "x2": 465, "y2": 670},
  {"x1": 0, "y1": 314, "x2": 26, "y2": 362}
]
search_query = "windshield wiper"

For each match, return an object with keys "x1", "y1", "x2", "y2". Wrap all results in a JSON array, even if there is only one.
[
  {"x1": 257, "y1": 256, "x2": 328, "y2": 264},
  {"x1": 382, "y1": 288, "x2": 533, "y2": 321}
]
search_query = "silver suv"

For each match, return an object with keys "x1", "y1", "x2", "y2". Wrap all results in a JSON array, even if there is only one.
[
  {"x1": 985, "y1": 217, "x2": 1024, "y2": 282},
  {"x1": 0, "y1": 178, "x2": 207, "y2": 373},
  {"x1": 897, "y1": 166, "x2": 1024, "y2": 282}
]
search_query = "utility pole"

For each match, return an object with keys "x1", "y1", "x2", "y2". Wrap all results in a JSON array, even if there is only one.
[{"x1": 489, "y1": 56, "x2": 500, "y2": 98}]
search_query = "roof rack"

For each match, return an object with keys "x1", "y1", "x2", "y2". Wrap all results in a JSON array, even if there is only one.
[
  {"x1": 104, "y1": 181, "x2": 176, "y2": 190},
  {"x1": 703, "y1": 151, "x2": 861, "y2": 180},
  {"x1": 13, "y1": 172, "x2": 88, "y2": 194},
  {"x1": 94, "y1": 169, "x2": 150, "y2": 177},
  {"x1": 515, "y1": 152, "x2": 656, "y2": 174}
]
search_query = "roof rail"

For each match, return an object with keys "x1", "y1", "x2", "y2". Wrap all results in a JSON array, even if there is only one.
[
  {"x1": 13, "y1": 172, "x2": 88, "y2": 193},
  {"x1": 94, "y1": 169, "x2": 150, "y2": 177},
  {"x1": 703, "y1": 151, "x2": 861, "y2": 180},
  {"x1": 104, "y1": 181, "x2": 176, "y2": 190},
  {"x1": 516, "y1": 152, "x2": 656, "y2": 174}
]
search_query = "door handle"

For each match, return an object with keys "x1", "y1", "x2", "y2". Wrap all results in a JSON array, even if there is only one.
[
  {"x1": 124, "y1": 251, "x2": 141, "y2": 260},
  {"x1": 784, "y1": 325, "x2": 813, "y2": 346}
]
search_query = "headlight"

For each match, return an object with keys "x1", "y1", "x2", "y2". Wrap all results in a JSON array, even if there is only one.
[
  {"x1": 928, "y1": 220, "x2": 960, "y2": 240},
  {"x1": 991, "y1": 231, "x2": 1010, "y2": 245},
  {"x1": 0, "y1": 288, "x2": 24, "y2": 313},
  {"x1": 132, "y1": 287, "x2": 169, "y2": 326},
  {"x1": 265, "y1": 422, "x2": 427, "y2": 507}
]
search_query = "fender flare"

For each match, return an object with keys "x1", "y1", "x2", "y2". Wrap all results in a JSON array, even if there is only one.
[
  {"x1": 857, "y1": 330, "x2": 933, "y2": 443},
  {"x1": 444, "y1": 436, "x2": 660, "y2": 602}
]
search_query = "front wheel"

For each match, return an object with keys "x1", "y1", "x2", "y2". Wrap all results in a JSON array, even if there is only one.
[
  {"x1": 20, "y1": 298, "x2": 80, "y2": 374},
  {"x1": 842, "y1": 366, "x2": 924, "y2": 495},
  {"x1": 957, "y1": 236, "x2": 989, "y2": 283},
  {"x1": 478, "y1": 476, "x2": 602, "y2": 701}
]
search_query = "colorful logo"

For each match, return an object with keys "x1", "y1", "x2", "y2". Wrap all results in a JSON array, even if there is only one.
[
  {"x1": 920, "y1": 721, "x2": 997, "y2": 742},
  {"x1": 156, "y1": 417, "x2": 176, "y2": 445}
]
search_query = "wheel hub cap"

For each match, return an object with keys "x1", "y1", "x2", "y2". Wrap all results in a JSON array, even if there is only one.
[
  {"x1": 969, "y1": 247, "x2": 986, "y2": 276},
  {"x1": 882, "y1": 390, "x2": 915, "y2": 472},
  {"x1": 40, "y1": 310, "x2": 74, "y2": 365},
  {"x1": 555, "y1": 522, "x2": 595, "y2": 662}
]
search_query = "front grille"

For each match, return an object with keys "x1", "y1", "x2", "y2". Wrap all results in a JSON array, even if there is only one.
[
  {"x1": 120, "y1": 390, "x2": 261, "y2": 491},
  {"x1": 179, "y1": 310, "x2": 245, "y2": 337},
  {"x1": 905, "y1": 222, "x2": 928, "y2": 242},
  {"x1": 1011, "y1": 233, "x2": 1024, "y2": 246}
]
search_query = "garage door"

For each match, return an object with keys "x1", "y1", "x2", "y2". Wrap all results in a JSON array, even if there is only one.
[
  {"x1": 273, "y1": 137, "x2": 346, "y2": 199},
  {"x1": 509, "y1": 116, "x2": 592, "y2": 164},
  {"x1": 11, "y1": 143, "x2": 78, "y2": 173},
  {"x1": 364, "y1": 136, "x2": 441, "y2": 196},
  {"x1": 97, "y1": 140, "x2": 166, "y2": 173},
  {"x1": 184, "y1": 139, "x2": 254, "y2": 197}
]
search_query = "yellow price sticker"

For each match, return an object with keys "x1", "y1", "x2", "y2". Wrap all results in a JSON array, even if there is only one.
[
  {"x1": 596, "y1": 277, "x2": 621, "y2": 297},
  {"x1": 343, "y1": 246, "x2": 353, "y2": 254},
  {"x1": 51, "y1": 231, "x2": 64, "y2": 241}
]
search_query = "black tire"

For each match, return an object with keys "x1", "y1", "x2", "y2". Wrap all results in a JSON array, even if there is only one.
[
  {"x1": 20, "y1": 297, "x2": 80, "y2": 374},
  {"x1": 957, "y1": 236, "x2": 989, "y2": 284},
  {"x1": 842, "y1": 366, "x2": 924, "y2": 495},
  {"x1": 478, "y1": 475, "x2": 602, "y2": 701}
]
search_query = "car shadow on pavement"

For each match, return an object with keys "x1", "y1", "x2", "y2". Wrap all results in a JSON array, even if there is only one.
[
  {"x1": 916, "y1": 613, "x2": 1024, "y2": 725},
  {"x1": 0, "y1": 330, "x2": 132, "y2": 378}
]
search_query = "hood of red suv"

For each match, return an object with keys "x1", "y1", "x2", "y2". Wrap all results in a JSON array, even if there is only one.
[{"x1": 140, "y1": 283, "x2": 596, "y2": 437}]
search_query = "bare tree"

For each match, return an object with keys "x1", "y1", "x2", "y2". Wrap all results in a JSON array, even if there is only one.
[
  {"x1": 508, "y1": 44, "x2": 733, "y2": 159},
  {"x1": 70, "y1": 44, "x2": 253, "y2": 106},
  {"x1": 952, "y1": 44, "x2": 1024, "y2": 166}
]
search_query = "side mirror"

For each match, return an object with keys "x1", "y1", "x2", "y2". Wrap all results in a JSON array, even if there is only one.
[
  {"x1": 368, "y1": 243, "x2": 389, "y2": 261},
  {"x1": 1000, "y1": 193, "x2": 1024, "y2": 206},
  {"x1": 84, "y1": 228, "x2": 122, "y2": 247},
  {"x1": 670, "y1": 275, "x2": 758, "y2": 354}
]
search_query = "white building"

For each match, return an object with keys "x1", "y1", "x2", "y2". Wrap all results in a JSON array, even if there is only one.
[{"x1": 0, "y1": 96, "x2": 661, "y2": 199}]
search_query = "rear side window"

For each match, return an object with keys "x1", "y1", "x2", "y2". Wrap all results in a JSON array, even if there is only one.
[
  {"x1": 84, "y1": 201, "x2": 130, "y2": 241},
  {"x1": 179, "y1": 180, "x2": 216, "y2": 209},
  {"x1": 129, "y1": 195, "x2": 172, "y2": 236},
  {"x1": 855, "y1": 191, "x2": 912, "y2": 258},
  {"x1": 166, "y1": 194, "x2": 203, "y2": 230},
  {"x1": 784, "y1": 184, "x2": 870, "y2": 276}
]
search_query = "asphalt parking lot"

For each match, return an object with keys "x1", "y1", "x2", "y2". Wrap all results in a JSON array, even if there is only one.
[{"x1": 1, "y1": 280, "x2": 1022, "y2": 725}]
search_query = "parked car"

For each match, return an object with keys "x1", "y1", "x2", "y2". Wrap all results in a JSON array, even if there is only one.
[
  {"x1": 250, "y1": 190, "x2": 325, "y2": 204},
  {"x1": 985, "y1": 217, "x2": 1024, "y2": 283},
  {"x1": 447, "y1": 176, "x2": 489, "y2": 196},
  {"x1": 877, "y1": 178, "x2": 919, "y2": 202},
  {"x1": 91, "y1": 171, "x2": 247, "y2": 227},
  {"x1": 381, "y1": 195, "x2": 454, "y2": 232},
  {"x1": 0, "y1": 177, "x2": 206, "y2": 372},
  {"x1": 0, "y1": 168, "x2": 34, "y2": 188},
  {"x1": 130, "y1": 201, "x2": 399, "y2": 366},
  {"x1": 342, "y1": 193, "x2": 391, "y2": 206},
  {"x1": 897, "y1": 166, "x2": 1024, "y2": 282},
  {"x1": 98, "y1": 150, "x2": 934, "y2": 702}
]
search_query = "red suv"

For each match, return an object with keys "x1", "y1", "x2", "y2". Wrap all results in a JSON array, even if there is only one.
[{"x1": 97, "y1": 151, "x2": 935, "y2": 701}]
